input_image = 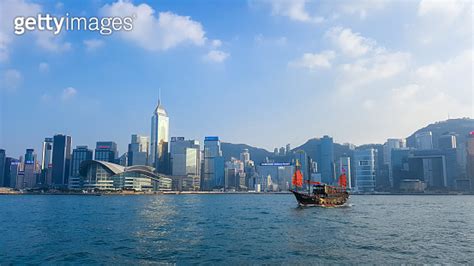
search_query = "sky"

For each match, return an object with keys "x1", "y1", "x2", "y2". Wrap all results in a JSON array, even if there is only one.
[{"x1": 0, "y1": 0, "x2": 472, "y2": 158}]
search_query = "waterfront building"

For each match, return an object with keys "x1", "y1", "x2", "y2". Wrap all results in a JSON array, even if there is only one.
[
  {"x1": 383, "y1": 138, "x2": 406, "y2": 187},
  {"x1": 225, "y1": 157, "x2": 245, "y2": 190},
  {"x1": 150, "y1": 100, "x2": 170, "y2": 174},
  {"x1": 408, "y1": 150, "x2": 448, "y2": 189},
  {"x1": 240, "y1": 149, "x2": 250, "y2": 165},
  {"x1": 40, "y1": 138, "x2": 53, "y2": 185},
  {"x1": 128, "y1": 134, "x2": 149, "y2": 166},
  {"x1": 80, "y1": 160, "x2": 171, "y2": 191},
  {"x1": 256, "y1": 162, "x2": 294, "y2": 191},
  {"x1": 170, "y1": 137, "x2": 200, "y2": 176},
  {"x1": 279, "y1": 147, "x2": 285, "y2": 156},
  {"x1": 23, "y1": 149, "x2": 37, "y2": 188},
  {"x1": 391, "y1": 148, "x2": 412, "y2": 189},
  {"x1": 202, "y1": 136, "x2": 225, "y2": 190},
  {"x1": 95, "y1": 141, "x2": 118, "y2": 163},
  {"x1": 438, "y1": 133, "x2": 457, "y2": 150},
  {"x1": 354, "y1": 148, "x2": 376, "y2": 193},
  {"x1": 0, "y1": 149, "x2": 5, "y2": 186},
  {"x1": 68, "y1": 146, "x2": 93, "y2": 190},
  {"x1": 415, "y1": 131, "x2": 433, "y2": 150},
  {"x1": 286, "y1": 144, "x2": 291, "y2": 155},
  {"x1": 318, "y1": 135, "x2": 335, "y2": 184},
  {"x1": 339, "y1": 156, "x2": 352, "y2": 189},
  {"x1": 467, "y1": 132, "x2": 474, "y2": 190},
  {"x1": 273, "y1": 148, "x2": 278, "y2": 156},
  {"x1": 51, "y1": 134, "x2": 72, "y2": 187},
  {"x1": 4, "y1": 158, "x2": 19, "y2": 188}
]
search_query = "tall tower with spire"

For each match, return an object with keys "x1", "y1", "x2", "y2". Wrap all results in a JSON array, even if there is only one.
[{"x1": 150, "y1": 98, "x2": 170, "y2": 174}]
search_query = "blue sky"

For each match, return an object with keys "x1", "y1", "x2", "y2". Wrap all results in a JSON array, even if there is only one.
[{"x1": 0, "y1": 0, "x2": 472, "y2": 158}]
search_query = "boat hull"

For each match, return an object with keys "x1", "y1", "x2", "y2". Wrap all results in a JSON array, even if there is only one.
[{"x1": 290, "y1": 190, "x2": 349, "y2": 207}]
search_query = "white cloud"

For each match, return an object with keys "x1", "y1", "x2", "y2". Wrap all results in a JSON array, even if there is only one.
[
  {"x1": 39, "y1": 62, "x2": 49, "y2": 73},
  {"x1": 1, "y1": 69, "x2": 22, "y2": 91},
  {"x1": 100, "y1": 0, "x2": 206, "y2": 51},
  {"x1": 326, "y1": 26, "x2": 376, "y2": 57},
  {"x1": 254, "y1": 34, "x2": 287, "y2": 46},
  {"x1": 338, "y1": 0, "x2": 387, "y2": 19},
  {"x1": 252, "y1": 0, "x2": 324, "y2": 23},
  {"x1": 418, "y1": 0, "x2": 467, "y2": 18},
  {"x1": 205, "y1": 50, "x2": 229, "y2": 63},
  {"x1": 61, "y1": 87, "x2": 77, "y2": 101},
  {"x1": 289, "y1": 50, "x2": 336, "y2": 69},
  {"x1": 211, "y1": 39, "x2": 222, "y2": 48},
  {"x1": 83, "y1": 39, "x2": 105, "y2": 51}
]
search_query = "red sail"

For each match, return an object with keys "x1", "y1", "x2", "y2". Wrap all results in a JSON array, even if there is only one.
[
  {"x1": 292, "y1": 169, "x2": 303, "y2": 187},
  {"x1": 338, "y1": 173, "x2": 347, "y2": 188}
]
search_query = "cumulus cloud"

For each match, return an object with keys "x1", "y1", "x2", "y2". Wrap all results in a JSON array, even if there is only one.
[
  {"x1": 83, "y1": 39, "x2": 105, "y2": 51},
  {"x1": 100, "y1": 0, "x2": 206, "y2": 51},
  {"x1": 338, "y1": 0, "x2": 387, "y2": 19},
  {"x1": 418, "y1": 0, "x2": 467, "y2": 18},
  {"x1": 251, "y1": 0, "x2": 324, "y2": 23},
  {"x1": 289, "y1": 50, "x2": 336, "y2": 69},
  {"x1": 326, "y1": 26, "x2": 376, "y2": 57},
  {"x1": 61, "y1": 87, "x2": 77, "y2": 101},
  {"x1": 211, "y1": 39, "x2": 222, "y2": 48},
  {"x1": 204, "y1": 50, "x2": 229, "y2": 63},
  {"x1": 1, "y1": 69, "x2": 22, "y2": 91}
]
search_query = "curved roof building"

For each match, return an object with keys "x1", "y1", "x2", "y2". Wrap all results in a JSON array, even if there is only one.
[{"x1": 79, "y1": 160, "x2": 171, "y2": 191}]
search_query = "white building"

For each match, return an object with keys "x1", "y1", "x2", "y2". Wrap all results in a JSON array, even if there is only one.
[
  {"x1": 150, "y1": 100, "x2": 169, "y2": 173},
  {"x1": 354, "y1": 149, "x2": 376, "y2": 193}
]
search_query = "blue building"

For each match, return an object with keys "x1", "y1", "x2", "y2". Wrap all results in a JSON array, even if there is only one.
[
  {"x1": 95, "y1": 141, "x2": 118, "y2": 163},
  {"x1": 318, "y1": 135, "x2": 335, "y2": 184},
  {"x1": 354, "y1": 148, "x2": 376, "y2": 193},
  {"x1": 202, "y1": 136, "x2": 225, "y2": 190},
  {"x1": 51, "y1": 134, "x2": 72, "y2": 187},
  {"x1": 69, "y1": 146, "x2": 93, "y2": 189}
]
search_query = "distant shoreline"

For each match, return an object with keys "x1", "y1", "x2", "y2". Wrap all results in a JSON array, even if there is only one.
[{"x1": 1, "y1": 191, "x2": 473, "y2": 196}]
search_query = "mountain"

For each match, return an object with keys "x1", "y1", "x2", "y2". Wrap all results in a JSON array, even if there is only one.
[
  {"x1": 406, "y1": 118, "x2": 473, "y2": 148},
  {"x1": 221, "y1": 143, "x2": 273, "y2": 164},
  {"x1": 292, "y1": 138, "x2": 353, "y2": 161}
]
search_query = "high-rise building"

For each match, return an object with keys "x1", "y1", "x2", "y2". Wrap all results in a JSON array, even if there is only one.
[
  {"x1": 23, "y1": 149, "x2": 37, "y2": 188},
  {"x1": 285, "y1": 144, "x2": 291, "y2": 155},
  {"x1": 150, "y1": 100, "x2": 170, "y2": 174},
  {"x1": 128, "y1": 134, "x2": 149, "y2": 166},
  {"x1": 240, "y1": 149, "x2": 250, "y2": 165},
  {"x1": 415, "y1": 131, "x2": 433, "y2": 150},
  {"x1": 202, "y1": 136, "x2": 225, "y2": 190},
  {"x1": 68, "y1": 146, "x2": 93, "y2": 189},
  {"x1": 51, "y1": 134, "x2": 72, "y2": 187},
  {"x1": 318, "y1": 135, "x2": 334, "y2": 184},
  {"x1": 41, "y1": 138, "x2": 53, "y2": 170},
  {"x1": 438, "y1": 133, "x2": 457, "y2": 150},
  {"x1": 354, "y1": 148, "x2": 376, "y2": 192},
  {"x1": 3, "y1": 158, "x2": 19, "y2": 188},
  {"x1": 279, "y1": 147, "x2": 285, "y2": 156},
  {"x1": 95, "y1": 141, "x2": 118, "y2": 163},
  {"x1": 225, "y1": 157, "x2": 245, "y2": 189},
  {"x1": 339, "y1": 156, "x2": 352, "y2": 189},
  {"x1": 170, "y1": 137, "x2": 200, "y2": 177},
  {"x1": 466, "y1": 132, "x2": 474, "y2": 190},
  {"x1": 0, "y1": 149, "x2": 5, "y2": 186},
  {"x1": 383, "y1": 138, "x2": 406, "y2": 187}
]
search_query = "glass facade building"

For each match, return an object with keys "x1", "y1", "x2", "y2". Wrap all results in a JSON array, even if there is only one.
[
  {"x1": 68, "y1": 146, "x2": 93, "y2": 189},
  {"x1": 95, "y1": 141, "x2": 118, "y2": 163},
  {"x1": 150, "y1": 100, "x2": 170, "y2": 174},
  {"x1": 51, "y1": 134, "x2": 72, "y2": 187},
  {"x1": 354, "y1": 148, "x2": 376, "y2": 192},
  {"x1": 202, "y1": 136, "x2": 225, "y2": 190}
]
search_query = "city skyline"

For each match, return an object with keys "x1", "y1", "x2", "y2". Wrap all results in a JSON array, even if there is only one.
[{"x1": 0, "y1": 0, "x2": 472, "y2": 158}]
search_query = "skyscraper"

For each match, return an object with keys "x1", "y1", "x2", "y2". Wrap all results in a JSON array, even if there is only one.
[
  {"x1": 318, "y1": 135, "x2": 334, "y2": 184},
  {"x1": 170, "y1": 137, "x2": 200, "y2": 177},
  {"x1": 23, "y1": 149, "x2": 37, "y2": 188},
  {"x1": 51, "y1": 134, "x2": 72, "y2": 187},
  {"x1": 354, "y1": 148, "x2": 376, "y2": 192},
  {"x1": 415, "y1": 131, "x2": 433, "y2": 150},
  {"x1": 0, "y1": 149, "x2": 5, "y2": 187},
  {"x1": 41, "y1": 138, "x2": 53, "y2": 170},
  {"x1": 240, "y1": 149, "x2": 250, "y2": 164},
  {"x1": 95, "y1": 141, "x2": 118, "y2": 162},
  {"x1": 383, "y1": 138, "x2": 406, "y2": 187},
  {"x1": 438, "y1": 133, "x2": 457, "y2": 150},
  {"x1": 339, "y1": 156, "x2": 352, "y2": 189},
  {"x1": 467, "y1": 132, "x2": 474, "y2": 190},
  {"x1": 150, "y1": 100, "x2": 170, "y2": 174},
  {"x1": 68, "y1": 146, "x2": 93, "y2": 189},
  {"x1": 202, "y1": 136, "x2": 225, "y2": 190},
  {"x1": 128, "y1": 134, "x2": 149, "y2": 166}
]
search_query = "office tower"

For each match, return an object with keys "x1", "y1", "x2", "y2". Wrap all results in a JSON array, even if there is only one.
[
  {"x1": 128, "y1": 134, "x2": 149, "y2": 166},
  {"x1": 118, "y1": 153, "x2": 128, "y2": 166},
  {"x1": 202, "y1": 136, "x2": 225, "y2": 190},
  {"x1": 294, "y1": 150, "x2": 310, "y2": 182},
  {"x1": 383, "y1": 138, "x2": 406, "y2": 187},
  {"x1": 225, "y1": 157, "x2": 245, "y2": 189},
  {"x1": 438, "y1": 133, "x2": 457, "y2": 150},
  {"x1": 95, "y1": 141, "x2": 118, "y2": 162},
  {"x1": 170, "y1": 137, "x2": 200, "y2": 176},
  {"x1": 240, "y1": 149, "x2": 250, "y2": 165},
  {"x1": 415, "y1": 131, "x2": 433, "y2": 150},
  {"x1": 51, "y1": 134, "x2": 72, "y2": 187},
  {"x1": 354, "y1": 148, "x2": 376, "y2": 192},
  {"x1": 68, "y1": 146, "x2": 93, "y2": 189},
  {"x1": 319, "y1": 135, "x2": 335, "y2": 184},
  {"x1": 256, "y1": 162, "x2": 294, "y2": 191},
  {"x1": 41, "y1": 138, "x2": 53, "y2": 170},
  {"x1": 339, "y1": 156, "x2": 352, "y2": 189},
  {"x1": 279, "y1": 147, "x2": 285, "y2": 156},
  {"x1": 285, "y1": 144, "x2": 291, "y2": 155},
  {"x1": 466, "y1": 132, "x2": 474, "y2": 190},
  {"x1": 273, "y1": 148, "x2": 278, "y2": 156},
  {"x1": 3, "y1": 158, "x2": 19, "y2": 188},
  {"x1": 150, "y1": 99, "x2": 170, "y2": 174},
  {"x1": 23, "y1": 149, "x2": 37, "y2": 188},
  {"x1": 0, "y1": 149, "x2": 5, "y2": 186}
]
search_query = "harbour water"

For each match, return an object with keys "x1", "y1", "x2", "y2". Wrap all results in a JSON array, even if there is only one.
[{"x1": 1, "y1": 194, "x2": 473, "y2": 264}]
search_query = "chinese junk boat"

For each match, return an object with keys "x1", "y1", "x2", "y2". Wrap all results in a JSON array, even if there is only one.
[{"x1": 290, "y1": 161, "x2": 349, "y2": 207}]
